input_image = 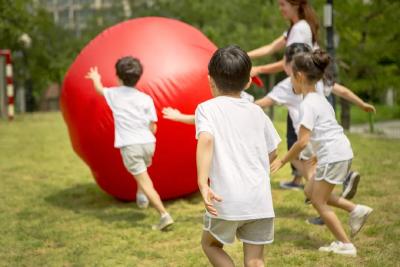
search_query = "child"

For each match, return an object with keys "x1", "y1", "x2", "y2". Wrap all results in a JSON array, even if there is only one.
[
  {"x1": 271, "y1": 50, "x2": 372, "y2": 256},
  {"x1": 85, "y1": 56, "x2": 173, "y2": 231},
  {"x1": 258, "y1": 43, "x2": 375, "y2": 225},
  {"x1": 196, "y1": 45, "x2": 281, "y2": 267},
  {"x1": 161, "y1": 90, "x2": 255, "y2": 124}
]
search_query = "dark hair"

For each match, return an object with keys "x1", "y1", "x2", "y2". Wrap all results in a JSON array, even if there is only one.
[
  {"x1": 208, "y1": 45, "x2": 252, "y2": 93},
  {"x1": 292, "y1": 49, "x2": 331, "y2": 83},
  {"x1": 286, "y1": 0, "x2": 319, "y2": 44},
  {"x1": 284, "y1": 43, "x2": 312, "y2": 64},
  {"x1": 115, "y1": 56, "x2": 143, "y2": 86}
]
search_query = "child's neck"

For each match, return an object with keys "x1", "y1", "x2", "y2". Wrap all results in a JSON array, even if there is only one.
[
  {"x1": 220, "y1": 92, "x2": 241, "y2": 98},
  {"x1": 302, "y1": 83, "x2": 317, "y2": 96}
]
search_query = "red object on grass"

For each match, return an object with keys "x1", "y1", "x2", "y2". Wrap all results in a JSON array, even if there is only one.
[{"x1": 61, "y1": 17, "x2": 217, "y2": 201}]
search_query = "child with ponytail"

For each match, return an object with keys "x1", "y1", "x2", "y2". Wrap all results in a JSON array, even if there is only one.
[{"x1": 271, "y1": 50, "x2": 373, "y2": 256}]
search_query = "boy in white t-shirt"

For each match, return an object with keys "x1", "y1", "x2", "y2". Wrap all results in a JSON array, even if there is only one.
[
  {"x1": 196, "y1": 45, "x2": 281, "y2": 266},
  {"x1": 85, "y1": 56, "x2": 173, "y2": 231},
  {"x1": 271, "y1": 50, "x2": 372, "y2": 256}
]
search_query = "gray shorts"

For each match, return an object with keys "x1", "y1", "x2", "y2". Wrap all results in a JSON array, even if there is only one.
[
  {"x1": 120, "y1": 143, "x2": 155, "y2": 175},
  {"x1": 299, "y1": 143, "x2": 314, "y2": 160},
  {"x1": 203, "y1": 214, "x2": 274, "y2": 245},
  {"x1": 315, "y1": 159, "x2": 352, "y2": 185}
]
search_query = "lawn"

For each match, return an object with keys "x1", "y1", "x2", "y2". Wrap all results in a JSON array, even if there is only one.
[{"x1": 0, "y1": 112, "x2": 399, "y2": 267}]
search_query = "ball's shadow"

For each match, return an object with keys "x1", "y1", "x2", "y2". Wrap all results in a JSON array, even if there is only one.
[{"x1": 44, "y1": 182, "x2": 146, "y2": 227}]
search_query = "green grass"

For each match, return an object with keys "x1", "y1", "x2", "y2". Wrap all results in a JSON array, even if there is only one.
[{"x1": 0, "y1": 112, "x2": 399, "y2": 266}]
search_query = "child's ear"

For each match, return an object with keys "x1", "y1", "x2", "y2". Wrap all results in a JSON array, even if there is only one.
[
  {"x1": 244, "y1": 76, "x2": 252, "y2": 90},
  {"x1": 208, "y1": 75, "x2": 218, "y2": 97}
]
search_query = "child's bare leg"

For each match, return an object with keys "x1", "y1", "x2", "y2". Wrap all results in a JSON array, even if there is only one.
[
  {"x1": 201, "y1": 231, "x2": 234, "y2": 267},
  {"x1": 243, "y1": 243, "x2": 264, "y2": 267},
  {"x1": 311, "y1": 180, "x2": 351, "y2": 243},
  {"x1": 133, "y1": 171, "x2": 167, "y2": 215},
  {"x1": 327, "y1": 194, "x2": 356, "y2": 212},
  {"x1": 137, "y1": 184, "x2": 144, "y2": 194}
]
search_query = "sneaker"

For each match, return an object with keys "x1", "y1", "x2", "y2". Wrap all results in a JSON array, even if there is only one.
[
  {"x1": 136, "y1": 193, "x2": 149, "y2": 209},
  {"x1": 318, "y1": 241, "x2": 357, "y2": 256},
  {"x1": 152, "y1": 213, "x2": 174, "y2": 231},
  {"x1": 342, "y1": 171, "x2": 361, "y2": 200},
  {"x1": 349, "y1": 205, "x2": 373, "y2": 237},
  {"x1": 306, "y1": 216, "x2": 325, "y2": 225},
  {"x1": 279, "y1": 181, "x2": 304, "y2": 190}
]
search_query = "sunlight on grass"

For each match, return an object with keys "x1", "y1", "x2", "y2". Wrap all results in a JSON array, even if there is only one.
[{"x1": 0, "y1": 112, "x2": 399, "y2": 266}]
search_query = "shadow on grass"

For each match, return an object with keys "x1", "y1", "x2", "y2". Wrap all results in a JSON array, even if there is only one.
[{"x1": 44, "y1": 182, "x2": 146, "y2": 227}]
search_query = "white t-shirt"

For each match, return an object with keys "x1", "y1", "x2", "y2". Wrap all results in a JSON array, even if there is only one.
[
  {"x1": 195, "y1": 96, "x2": 281, "y2": 220},
  {"x1": 284, "y1": 20, "x2": 317, "y2": 49},
  {"x1": 267, "y1": 77, "x2": 332, "y2": 134},
  {"x1": 299, "y1": 92, "x2": 353, "y2": 165},
  {"x1": 240, "y1": 91, "x2": 255, "y2": 102},
  {"x1": 104, "y1": 86, "x2": 157, "y2": 148}
]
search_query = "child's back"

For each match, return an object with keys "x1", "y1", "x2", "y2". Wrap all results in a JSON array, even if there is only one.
[{"x1": 104, "y1": 85, "x2": 156, "y2": 148}]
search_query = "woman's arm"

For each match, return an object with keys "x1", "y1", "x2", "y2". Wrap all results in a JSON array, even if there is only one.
[
  {"x1": 332, "y1": 83, "x2": 376, "y2": 113},
  {"x1": 251, "y1": 59, "x2": 285, "y2": 76},
  {"x1": 255, "y1": 96, "x2": 275, "y2": 108},
  {"x1": 248, "y1": 36, "x2": 286, "y2": 59}
]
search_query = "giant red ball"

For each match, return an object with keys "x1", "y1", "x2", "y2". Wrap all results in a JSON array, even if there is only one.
[{"x1": 61, "y1": 17, "x2": 217, "y2": 201}]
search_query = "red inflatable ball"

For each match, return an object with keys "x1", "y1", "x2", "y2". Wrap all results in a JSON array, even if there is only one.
[
  {"x1": 61, "y1": 17, "x2": 263, "y2": 201},
  {"x1": 61, "y1": 17, "x2": 218, "y2": 201}
]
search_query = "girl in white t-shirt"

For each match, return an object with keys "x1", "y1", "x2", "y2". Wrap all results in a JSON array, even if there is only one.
[
  {"x1": 271, "y1": 50, "x2": 373, "y2": 256},
  {"x1": 256, "y1": 43, "x2": 375, "y2": 188}
]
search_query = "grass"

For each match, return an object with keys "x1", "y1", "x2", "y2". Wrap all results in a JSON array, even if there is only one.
[{"x1": 0, "y1": 112, "x2": 399, "y2": 266}]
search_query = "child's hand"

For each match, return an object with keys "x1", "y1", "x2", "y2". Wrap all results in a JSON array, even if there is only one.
[
  {"x1": 85, "y1": 66, "x2": 101, "y2": 82},
  {"x1": 270, "y1": 158, "x2": 284, "y2": 174},
  {"x1": 199, "y1": 186, "x2": 222, "y2": 216},
  {"x1": 362, "y1": 103, "x2": 376, "y2": 113},
  {"x1": 162, "y1": 107, "x2": 182, "y2": 121}
]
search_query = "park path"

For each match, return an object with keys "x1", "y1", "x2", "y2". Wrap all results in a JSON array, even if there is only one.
[{"x1": 350, "y1": 120, "x2": 400, "y2": 139}]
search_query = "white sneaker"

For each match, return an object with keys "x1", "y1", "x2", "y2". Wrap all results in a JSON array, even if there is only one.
[
  {"x1": 319, "y1": 241, "x2": 357, "y2": 256},
  {"x1": 152, "y1": 213, "x2": 174, "y2": 231},
  {"x1": 349, "y1": 205, "x2": 373, "y2": 237},
  {"x1": 136, "y1": 193, "x2": 149, "y2": 209}
]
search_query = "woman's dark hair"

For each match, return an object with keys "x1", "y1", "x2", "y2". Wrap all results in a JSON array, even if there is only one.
[
  {"x1": 286, "y1": 0, "x2": 320, "y2": 44},
  {"x1": 208, "y1": 45, "x2": 252, "y2": 93},
  {"x1": 292, "y1": 49, "x2": 331, "y2": 83},
  {"x1": 115, "y1": 56, "x2": 143, "y2": 86},
  {"x1": 284, "y1": 43, "x2": 312, "y2": 64}
]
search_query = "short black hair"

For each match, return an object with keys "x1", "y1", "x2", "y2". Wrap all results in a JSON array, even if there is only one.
[
  {"x1": 115, "y1": 56, "x2": 143, "y2": 86},
  {"x1": 285, "y1": 43, "x2": 312, "y2": 64},
  {"x1": 208, "y1": 45, "x2": 251, "y2": 93}
]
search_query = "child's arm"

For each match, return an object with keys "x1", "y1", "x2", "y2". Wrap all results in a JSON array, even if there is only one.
[
  {"x1": 85, "y1": 67, "x2": 104, "y2": 95},
  {"x1": 271, "y1": 126, "x2": 311, "y2": 173},
  {"x1": 197, "y1": 132, "x2": 222, "y2": 216},
  {"x1": 269, "y1": 149, "x2": 277, "y2": 164},
  {"x1": 332, "y1": 83, "x2": 376, "y2": 113},
  {"x1": 255, "y1": 96, "x2": 275, "y2": 108},
  {"x1": 162, "y1": 107, "x2": 195, "y2": 125},
  {"x1": 251, "y1": 60, "x2": 285, "y2": 76},
  {"x1": 248, "y1": 36, "x2": 286, "y2": 59},
  {"x1": 149, "y1": 121, "x2": 157, "y2": 134}
]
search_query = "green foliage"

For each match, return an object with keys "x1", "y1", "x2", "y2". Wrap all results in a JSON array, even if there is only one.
[{"x1": 1, "y1": 0, "x2": 399, "y2": 106}]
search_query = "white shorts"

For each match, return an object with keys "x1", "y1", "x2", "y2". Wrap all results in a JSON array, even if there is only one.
[
  {"x1": 203, "y1": 214, "x2": 274, "y2": 245},
  {"x1": 120, "y1": 143, "x2": 155, "y2": 175},
  {"x1": 315, "y1": 159, "x2": 352, "y2": 185}
]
